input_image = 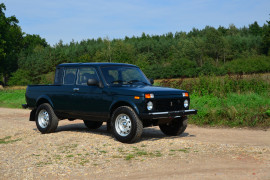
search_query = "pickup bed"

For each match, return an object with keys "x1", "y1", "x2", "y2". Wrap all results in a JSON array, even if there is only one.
[{"x1": 23, "y1": 63, "x2": 197, "y2": 143}]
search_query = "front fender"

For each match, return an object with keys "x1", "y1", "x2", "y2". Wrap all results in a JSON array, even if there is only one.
[{"x1": 110, "y1": 96, "x2": 141, "y2": 115}]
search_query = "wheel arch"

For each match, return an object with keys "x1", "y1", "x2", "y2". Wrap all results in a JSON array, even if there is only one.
[
  {"x1": 109, "y1": 100, "x2": 139, "y2": 118},
  {"x1": 36, "y1": 95, "x2": 54, "y2": 109}
]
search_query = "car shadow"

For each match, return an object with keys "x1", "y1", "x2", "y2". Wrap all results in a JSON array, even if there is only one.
[{"x1": 34, "y1": 122, "x2": 196, "y2": 142}]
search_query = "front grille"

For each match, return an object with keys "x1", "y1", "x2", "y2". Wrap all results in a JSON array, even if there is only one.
[{"x1": 155, "y1": 98, "x2": 184, "y2": 112}]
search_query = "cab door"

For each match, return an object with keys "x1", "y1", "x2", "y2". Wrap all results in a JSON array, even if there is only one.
[
  {"x1": 51, "y1": 67, "x2": 78, "y2": 116},
  {"x1": 73, "y1": 66, "x2": 106, "y2": 120}
]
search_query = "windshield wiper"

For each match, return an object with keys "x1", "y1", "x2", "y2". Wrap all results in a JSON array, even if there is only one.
[
  {"x1": 128, "y1": 80, "x2": 148, "y2": 85},
  {"x1": 111, "y1": 80, "x2": 124, "y2": 84}
]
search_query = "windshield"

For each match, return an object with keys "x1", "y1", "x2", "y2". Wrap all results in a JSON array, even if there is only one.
[{"x1": 101, "y1": 66, "x2": 150, "y2": 86}]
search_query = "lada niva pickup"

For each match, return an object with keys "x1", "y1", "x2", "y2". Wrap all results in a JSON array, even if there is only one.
[{"x1": 23, "y1": 63, "x2": 197, "y2": 143}]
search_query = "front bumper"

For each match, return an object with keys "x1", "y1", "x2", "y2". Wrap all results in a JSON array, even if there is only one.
[{"x1": 140, "y1": 109, "x2": 197, "y2": 119}]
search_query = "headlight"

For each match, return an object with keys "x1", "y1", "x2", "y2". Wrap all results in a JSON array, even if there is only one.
[
  {"x1": 184, "y1": 99, "x2": 189, "y2": 108},
  {"x1": 147, "y1": 101, "x2": 153, "y2": 110}
]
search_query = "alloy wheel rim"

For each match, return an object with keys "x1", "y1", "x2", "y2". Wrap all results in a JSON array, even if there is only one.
[
  {"x1": 115, "y1": 114, "x2": 132, "y2": 137},
  {"x1": 38, "y1": 109, "x2": 49, "y2": 128}
]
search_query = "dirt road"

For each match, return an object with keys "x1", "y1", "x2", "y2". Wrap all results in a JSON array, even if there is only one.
[{"x1": 0, "y1": 108, "x2": 269, "y2": 180}]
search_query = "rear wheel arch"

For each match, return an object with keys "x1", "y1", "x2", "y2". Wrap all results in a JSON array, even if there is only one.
[{"x1": 36, "y1": 96, "x2": 54, "y2": 109}]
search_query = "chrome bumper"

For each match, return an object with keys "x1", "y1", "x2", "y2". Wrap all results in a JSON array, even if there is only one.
[{"x1": 140, "y1": 109, "x2": 197, "y2": 119}]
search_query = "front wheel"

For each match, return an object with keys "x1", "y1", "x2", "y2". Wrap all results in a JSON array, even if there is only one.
[
  {"x1": 35, "y1": 103, "x2": 59, "y2": 133},
  {"x1": 159, "y1": 117, "x2": 187, "y2": 136},
  {"x1": 111, "y1": 106, "x2": 143, "y2": 143}
]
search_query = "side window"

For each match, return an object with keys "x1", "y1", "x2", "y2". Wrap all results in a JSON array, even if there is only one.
[
  {"x1": 63, "y1": 68, "x2": 77, "y2": 85},
  {"x1": 54, "y1": 68, "x2": 64, "y2": 85},
  {"x1": 77, "y1": 67, "x2": 99, "y2": 85},
  {"x1": 103, "y1": 69, "x2": 118, "y2": 84}
]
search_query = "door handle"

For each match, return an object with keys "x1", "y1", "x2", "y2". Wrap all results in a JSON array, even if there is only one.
[{"x1": 73, "y1": 88, "x2": 79, "y2": 92}]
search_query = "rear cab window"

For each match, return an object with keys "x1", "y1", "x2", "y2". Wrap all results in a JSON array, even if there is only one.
[{"x1": 54, "y1": 68, "x2": 64, "y2": 85}]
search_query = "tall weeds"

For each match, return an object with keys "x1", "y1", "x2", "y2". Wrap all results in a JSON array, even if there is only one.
[
  {"x1": 159, "y1": 75, "x2": 270, "y2": 127},
  {"x1": 159, "y1": 74, "x2": 269, "y2": 97}
]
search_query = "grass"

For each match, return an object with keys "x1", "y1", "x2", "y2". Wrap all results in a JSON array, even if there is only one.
[
  {"x1": 170, "y1": 148, "x2": 190, "y2": 153},
  {"x1": 0, "y1": 136, "x2": 22, "y2": 144},
  {"x1": 99, "y1": 150, "x2": 107, "y2": 153},
  {"x1": 0, "y1": 89, "x2": 26, "y2": 108},
  {"x1": 158, "y1": 74, "x2": 270, "y2": 128},
  {"x1": 124, "y1": 148, "x2": 163, "y2": 160},
  {"x1": 189, "y1": 93, "x2": 270, "y2": 127},
  {"x1": 1, "y1": 74, "x2": 269, "y2": 128},
  {"x1": 66, "y1": 154, "x2": 74, "y2": 158},
  {"x1": 80, "y1": 159, "x2": 89, "y2": 166},
  {"x1": 36, "y1": 161, "x2": 52, "y2": 167},
  {"x1": 125, "y1": 154, "x2": 135, "y2": 160}
]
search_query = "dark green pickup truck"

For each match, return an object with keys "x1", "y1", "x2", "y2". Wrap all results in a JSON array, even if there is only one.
[{"x1": 23, "y1": 63, "x2": 197, "y2": 143}]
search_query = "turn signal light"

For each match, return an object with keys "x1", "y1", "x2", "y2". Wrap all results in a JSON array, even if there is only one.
[
  {"x1": 145, "y1": 93, "x2": 154, "y2": 99},
  {"x1": 134, "y1": 96, "x2": 140, "y2": 99},
  {"x1": 183, "y1": 92, "x2": 189, "y2": 97}
]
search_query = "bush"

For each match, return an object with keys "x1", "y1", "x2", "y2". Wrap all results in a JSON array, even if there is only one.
[
  {"x1": 159, "y1": 74, "x2": 269, "y2": 97},
  {"x1": 158, "y1": 75, "x2": 270, "y2": 127},
  {"x1": 224, "y1": 56, "x2": 270, "y2": 74},
  {"x1": 189, "y1": 93, "x2": 270, "y2": 127},
  {"x1": 8, "y1": 69, "x2": 33, "y2": 86},
  {"x1": 39, "y1": 72, "x2": 55, "y2": 84}
]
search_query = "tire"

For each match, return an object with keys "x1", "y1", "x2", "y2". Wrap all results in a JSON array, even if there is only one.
[
  {"x1": 111, "y1": 106, "x2": 143, "y2": 143},
  {"x1": 159, "y1": 117, "x2": 187, "y2": 136},
  {"x1": 83, "y1": 120, "x2": 103, "y2": 129},
  {"x1": 35, "y1": 103, "x2": 59, "y2": 133}
]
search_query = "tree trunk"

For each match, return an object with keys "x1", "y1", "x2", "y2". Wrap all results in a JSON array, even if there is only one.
[{"x1": 2, "y1": 75, "x2": 7, "y2": 87}]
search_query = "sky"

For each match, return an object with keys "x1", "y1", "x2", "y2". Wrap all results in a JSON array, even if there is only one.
[{"x1": 2, "y1": 0, "x2": 270, "y2": 45}]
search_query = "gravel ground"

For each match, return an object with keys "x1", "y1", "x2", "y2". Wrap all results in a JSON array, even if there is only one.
[{"x1": 0, "y1": 108, "x2": 270, "y2": 180}]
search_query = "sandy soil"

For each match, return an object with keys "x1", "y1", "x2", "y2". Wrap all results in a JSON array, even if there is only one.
[{"x1": 0, "y1": 108, "x2": 269, "y2": 180}]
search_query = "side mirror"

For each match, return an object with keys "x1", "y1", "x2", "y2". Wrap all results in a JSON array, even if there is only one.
[
  {"x1": 149, "y1": 79, "x2": 154, "y2": 85},
  {"x1": 87, "y1": 79, "x2": 99, "y2": 86}
]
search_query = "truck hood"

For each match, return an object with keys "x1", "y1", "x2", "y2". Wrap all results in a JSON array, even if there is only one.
[{"x1": 109, "y1": 85, "x2": 186, "y2": 96}]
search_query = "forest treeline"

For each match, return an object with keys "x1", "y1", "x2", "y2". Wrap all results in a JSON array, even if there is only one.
[{"x1": 0, "y1": 3, "x2": 270, "y2": 86}]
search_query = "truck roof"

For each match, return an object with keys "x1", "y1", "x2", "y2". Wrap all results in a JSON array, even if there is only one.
[{"x1": 57, "y1": 62, "x2": 138, "y2": 68}]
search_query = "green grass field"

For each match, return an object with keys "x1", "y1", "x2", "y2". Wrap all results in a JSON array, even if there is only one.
[
  {"x1": 158, "y1": 74, "x2": 270, "y2": 128},
  {"x1": 1, "y1": 74, "x2": 269, "y2": 128},
  {"x1": 0, "y1": 89, "x2": 26, "y2": 108},
  {"x1": 189, "y1": 93, "x2": 270, "y2": 127}
]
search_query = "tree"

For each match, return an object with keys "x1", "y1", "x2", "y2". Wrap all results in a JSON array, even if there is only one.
[
  {"x1": 0, "y1": 3, "x2": 23, "y2": 85},
  {"x1": 249, "y1": 21, "x2": 262, "y2": 36},
  {"x1": 21, "y1": 34, "x2": 48, "y2": 55},
  {"x1": 17, "y1": 34, "x2": 48, "y2": 69},
  {"x1": 204, "y1": 26, "x2": 225, "y2": 64},
  {"x1": 262, "y1": 16, "x2": 270, "y2": 55}
]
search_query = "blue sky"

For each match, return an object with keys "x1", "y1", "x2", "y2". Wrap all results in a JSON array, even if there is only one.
[{"x1": 2, "y1": 0, "x2": 270, "y2": 45}]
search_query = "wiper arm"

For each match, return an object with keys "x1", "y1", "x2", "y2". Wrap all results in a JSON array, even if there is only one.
[
  {"x1": 111, "y1": 80, "x2": 124, "y2": 84},
  {"x1": 128, "y1": 80, "x2": 148, "y2": 85}
]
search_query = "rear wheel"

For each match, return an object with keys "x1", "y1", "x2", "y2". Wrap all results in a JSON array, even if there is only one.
[
  {"x1": 83, "y1": 120, "x2": 103, "y2": 129},
  {"x1": 35, "y1": 103, "x2": 59, "y2": 133},
  {"x1": 111, "y1": 106, "x2": 143, "y2": 143},
  {"x1": 159, "y1": 117, "x2": 187, "y2": 136}
]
